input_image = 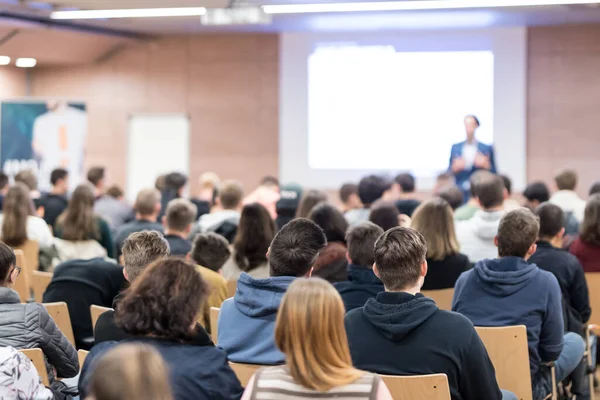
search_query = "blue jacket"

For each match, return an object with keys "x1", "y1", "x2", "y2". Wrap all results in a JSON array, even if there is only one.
[
  {"x1": 449, "y1": 141, "x2": 497, "y2": 198},
  {"x1": 334, "y1": 264, "x2": 384, "y2": 312},
  {"x1": 217, "y1": 272, "x2": 294, "y2": 364},
  {"x1": 452, "y1": 257, "x2": 564, "y2": 379}
]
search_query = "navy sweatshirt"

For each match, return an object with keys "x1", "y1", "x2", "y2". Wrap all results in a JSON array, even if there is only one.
[{"x1": 334, "y1": 264, "x2": 384, "y2": 312}]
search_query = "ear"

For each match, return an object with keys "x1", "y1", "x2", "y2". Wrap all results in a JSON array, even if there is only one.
[
  {"x1": 527, "y1": 243, "x2": 537, "y2": 258},
  {"x1": 373, "y1": 263, "x2": 381, "y2": 279},
  {"x1": 306, "y1": 266, "x2": 314, "y2": 278},
  {"x1": 420, "y1": 260, "x2": 428, "y2": 278},
  {"x1": 266, "y1": 247, "x2": 270, "y2": 258},
  {"x1": 494, "y1": 235, "x2": 499, "y2": 248},
  {"x1": 184, "y1": 223, "x2": 192, "y2": 234},
  {"x1": 346, "y1": 252, "x2": 352, "y2": 264},
  {"x1": 161, "y1": 215, "x2": 167, "y2": 227},
  {"x1": 186, "y1": 253, "x2": 191, "y2": 261},
  {"x1": 558, "y1": 227, "x2": 566, "y2": 239},
  {"x1": 503, "y1": 188, "x2": 509, "y2": 200},
  {"x1": 122, "y1": 268, "x2": 130, "y2": 282}
]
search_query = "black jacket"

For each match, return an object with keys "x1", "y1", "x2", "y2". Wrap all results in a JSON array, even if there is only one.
[
  {"x1": 345, "y1": 292, "x2": 501, "y2": 400},
  {"x1": 529, "y1": 241, "x2": 591, "y2": 335},
  {"x1": 164, "y1": 234, "x2": 192, "y2": 256},
  {"x1": 94, "y1": 292, "x2": 133, "y2": 344},
  {"x1": 40, "y1": 194, "x2": 69, "y2": 228},
  {"x1": 395, "y1": 199, "x2": 421, "y2": 217},
  {"x1": 422, "y1": 253, "x2": 471, "y2": 290},
  {"x1": 334, "y1": 264, "x2": 384, "y2": 312}
]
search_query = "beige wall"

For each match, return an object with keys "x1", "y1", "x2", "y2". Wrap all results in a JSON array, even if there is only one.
[{"x1": 0, "y1": 67, "x2": 27, "y2": 98}]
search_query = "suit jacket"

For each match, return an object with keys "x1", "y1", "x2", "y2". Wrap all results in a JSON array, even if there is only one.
[{"x1": 449, "y1": 141, "x2": 497, "y2": 198}]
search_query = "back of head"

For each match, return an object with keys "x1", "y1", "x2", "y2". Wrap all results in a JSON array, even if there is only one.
[
  {"x1": 14, "y1": 170, "x2": 38, "y2": 191},
  {"x1": 581, "y1": 194, "x2": 600, "y2": 246},
  {"x1": 590, "y1": 182, "x2": 600, "y2": 197},
  {"x1": 268, "y1": 218, "x2": 327, "y2": 277},
  {"x1": 277, "y1": 183, "x2": 303, "y2": 218},
  {"x1": 106, "y1": 185, "x2": 124, "y2": 199},
  {"x1": 374, "y1": 227, "x2": 427, "y2": 291},
  {"x1": 358, "y1": 175, "x2": 391, "y2": 206},
  {"x1": 191, "y1": 232, "x2": 231, "y2": 272},
  {"x1": 469, "y1": 170, "x2": 492, "y2": 197},
  {"x1": 234, "y1": 203, "x2": 275, "y2": 272},
  {"x1": 155, "y1": 175, "x2": 167, "y2": 192},
  {"x1": 296, "y1": 190, "x2": 327, "y2": 218},
  {"x1": 346, "y1": 222, "x2": 383, "y2": 267},
  {"x1": 260, "y1": 175, "x2": 279, "y2": 189},
  {"x1": 500, "y1": 175, "x2": 512, "y2": 195},
  {"x1": 555, "y1": 169, "x2": 578, "y2": 191},
  {"x1": 165, "y1": 198, "x2": 197, "y2": 232},
  {"x1": 88, "y1": 343, "x2": 173, "y2": 400},
  {"x1": 308, "y1": 202, "x2": 348, "y2": 244},
  {"x1": 497, "y1": 209, "x2": 540, "y2": 258},
  {"x1": 339, "y1": 183, "x2": 358, "y2": 204},
  {"x1": 369, "y1": 201, "x2": 399, "y2": 232},
  {"x1": 122, "y1": 230, "x2": 170, "y2": 281},
  {"x1": 437, "y1": 185, "x2": 464, "y2": 210},
  {"x1": 0, "y1": 172, "x2": 8, "y2": 191},
  {"x1": 535, "y1": 202, "x2": 564, "y2": 240},
  {"x1": 0, "y1": 242, "x2": 16, "y2": 285},
  {"x1": 59, "y1": 184, "x2": 97, "y2": 241},
  {"x1": 199, "y1": 172, "x2": 221, "y2": 191},
  {"x1": 50, "y1": 168, "x2": 68, "y2": 187},
  {"x1": 474, "y1": 173, "x2": 505, "y2": 209},
  {"x1": 1, "y1": 183, "x2": 31, "y2": 247},
  {"x1": 135, "y1": 188, "x2": 161, "y2": 217},
  {"x1": 411, "y1": 198, "x2": 459, "y2": 261},
  {"x1": 164, "y1": 172, "x2": 187, "y2": 193},
  {"x1": 87, "y1": 167, "x2": 105, "y2": 188},
  {"x1": 275, "y1": 278, "x2": 361, "y2": 391},
  {"x1": 395, "y1": 173, "x2": 416, "y2": 193},
  {"x1": 219, "y1": 180, "x2": 244, "y2": 210},
  {"x1": 523, "y1": 181, "x2": 550, "y2": 204}
]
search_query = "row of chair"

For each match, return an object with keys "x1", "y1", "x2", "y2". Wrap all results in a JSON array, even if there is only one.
[{"x1": 18, "y1": 348, "x2": 89, "y2": 387}]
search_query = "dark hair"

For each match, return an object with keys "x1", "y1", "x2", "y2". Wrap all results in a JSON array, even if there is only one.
[
  {"x1": 555, "y1": 169, "x2": 577, "y2": 191},
  {"x1": 395, "y1": 173, "x2": 415, "y2": 193},
  {"x1": 437, "y1": 185, "x2": 464, "y2": 210},
  {"x1": 500, "y1": 175, "x2": 512, "y2": 195},
  {"x1": 260, "y1": 176, "x2": 279, "y2": 187},
  {"x1": 87, "y1": 167, "x2": 105, "y2": 187},
  {"x1": 0, "y1": 173, "x2": 8, "y2": 190},
  {"x1": 358, "y1": 175, "x2": 391, "y2": 206},
  {"x1": 589, "y1": 182, "x2": 600, "y2": 196},
  {"x1": 233, "y1": 203, "x2": 276, "y2": 272},
  {"x1": 369, "y1": 201, "x2": 399, "y2": 232},
  {"x1": 474, "y1": 174, "x2": 505, "y2": 209},
  {"x1": 0, "y1": 242, "x2": 16, "y2": 283},
  {"x1": 50, "y1": 168, "x2": 69, "y2": 186},
  {"x1": 296, "y1": 190, "x2": 327, "y2": 218},
  {"x1": 1, "y1": 184, "x2": 31, "y2": 247},
  {"x1": 57, "y1": 184, "x2": 99, "y2": 241},
  {"x1": 346, "y1": 222, "x2": 383, "y2": 267},
  {"x1": 469, "y1": 170, "x2": 493, "y2": 197},
  {"x1": 535, "y1": 203, "x2": 564, "y2": 239},
  {"x1": 497, "y1": 209, "x2": 540, "y2": 258},
  {"x1": 14, "y1": 170, "x2": 37, "y2": 191},
  {"x1": 165, "y1": 199, "x2": 196, "y2": 232},
  {"x1": 581, "y1": 194, "x2": 600, "y2": 246},
  {"x1": 164, "y1": 172, "x2": 187, "y2": 192},
  {"x1": 116, "y1": 258, "x2": 209, "y2": 342},
  {"x1": 374, "y1": 227, "x2": 426, "y2": 291},
  {"x1": 523, "y1": 182, "x2": 550, "y2": 203},
  {"x1": 268, "y1": 218, "x2": 327, "y2": 277},
  {"x1": 190, "y1": 232, "x2": 231, "y2": 272},
  {"x1": 155, "y1": 175, "x2": 167, "y2": 192},
  {"x1": 465, "y1": 115, "x2": 480, "y2": 127},
  {"x1": 308, "y1": 203, "x2": 348, "y2": 244},
  {"x1": 339, "y1": 183, "x2": 358, "y2": 204},
  {"x1": 106, "y1": 185, "x2": 124, "y2": 199}
]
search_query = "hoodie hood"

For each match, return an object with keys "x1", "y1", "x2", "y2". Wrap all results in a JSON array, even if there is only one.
[
  {"x1": 470, "y1": 210, "x2": 505, "y2": 240},
  {"x1": 234, "y1": 272, "x2": 295, "y2": 318},
  {"x1": 363, "y1": 292, "x2": 438, "y2": 342},
  {"x1": 473, "y1": 257, "x2": 540, "y2": 296},
  {"x1": 198, "y1": 210, "x2": 240, "y2": 232}
]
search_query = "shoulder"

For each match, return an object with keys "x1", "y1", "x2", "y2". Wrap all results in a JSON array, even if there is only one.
[
  {"x1": 432, "y1": 309, "x2": 478, "y2": 335},
  {"x1": 27, "y1": 216, "x2": 48, "y2": 228},
  {"x1": 344, "y1": 307, "x2": 365, "y2": 324},
  {"x1": 197, "y1": 265, "x2": 227, "y2": 286}
]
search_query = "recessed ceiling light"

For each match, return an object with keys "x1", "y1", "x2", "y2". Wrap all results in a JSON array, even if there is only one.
[
  {"x1": 50, "y1": 7, "x2": 207, "y2": 19},
  {"x1": 15, "y1": 58, "x2": 37, "y2": 68},
  {"x1": 0, "y1": 56, "x2": 10, "y2": 66}
]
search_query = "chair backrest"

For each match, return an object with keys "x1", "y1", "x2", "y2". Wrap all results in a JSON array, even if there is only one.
[
  {"x1": 78, "y1": 349, "x2": 89, "y2": 368},
  {"x1": 90, "y1": 305, "x2": 113, "y2": 331},
  {"x1": 43, "y1": 301, "x2": 76, "y2": 347},
  {"x1": 585, "y1": 273, "x2": 600, "y2": 325},
  {"x1": 475, "y1": 325, "x2": 532, "y2": 400},
  {"x1": 421, "y1": 289, "x2": 454, "y2": 311},
  {"x1": 14, "y1": 240, "x2": 39, "y2": 281},
  {"x1": 13, "y1": 249, "x2": 30, "y2": 302},
  {"x1": 227, "y1": 279, "x2": 237, "y2": 298},
  {"x1": 380, "y1": 374, "x2": 451, "y2": 400},
  {"x1": 210, "y1": 307, "x2": 220, "y2": 344},
  {"x1": 229, "y1": 362, "x2": 261, "y2": 387},
  {"x1": 31, "y1": 271, "x2": 53, "y2": 303},
  {"x1": 19, "y1": 348, "x2": 49, "y2": 387}
]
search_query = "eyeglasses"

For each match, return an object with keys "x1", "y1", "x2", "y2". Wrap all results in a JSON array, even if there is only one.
[{"x1": 12, "y1": 266, "x2": 21, "y2": 278}]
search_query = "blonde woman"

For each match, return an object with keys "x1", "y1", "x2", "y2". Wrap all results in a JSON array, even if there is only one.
[
  {"x1": 411, "y1": 198, "x2": 470, "y2": 290},
  {"x1": 242, "y1": 278, "x2": 392, "y2": 400}
]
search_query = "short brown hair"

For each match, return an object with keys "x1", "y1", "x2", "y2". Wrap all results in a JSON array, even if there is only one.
[
  {"x1": 535, "y1": 202, "x2": 564, "y2": 239},
  {"x1": 369, "y1": 200, "x2": 399, "y2": 232},
  {"x1": 165, "y1": 199, "x2": 197, "y2": 231},
  {"x1": 374, "y1": 227, "x2": 427, "y2": 290},
  {"x1": 555, "y1": 169, "x2": 578, "y2": 191},
  {"x1": 219, "y1": 180, "x2": 244, "y2": 210},
  {"x1": 474, "y1": 173, "x2": 505, "y2": 209},
  {"x1": 135, "y1": 188, "x2": 160, "y2": 216},
  {"x1": 581, "y1": 194, "x2": 600, "y2": 246},
  {"x1": 190, "y1": 232, "x2": 231, "y2": 272},
  {"x1": 339, "y1": 183, "x2": 358, "y2": 204},
  {"x1": 14, "y1": 170, "x2": 37, "y2": 191},
  {"x1": 122, "y1": 231, "x2": 170, "y2": 281},
  {"x1": 346, "y1": 222, "x2": 383, "y2": 267},
  {"x1": 437, "y1": 185, "x2": 464, "y2": 210},
  {"x1": 106, "y1": 185, "x2": 124, "y2": 199},
  {"x1": 497, "y1": 209, "x2": 540, "y2": 258},
  {"x1": 411, "y1": 198, "x2": 459, "y2": 261},
  {"x1": 87, "y1": 166, "x2": 105, "y2": 187}
]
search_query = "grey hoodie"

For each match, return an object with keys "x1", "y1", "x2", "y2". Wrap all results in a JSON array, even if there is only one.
[{"x1": 455, "y1": 210, "x2": 504, "y2": 262}]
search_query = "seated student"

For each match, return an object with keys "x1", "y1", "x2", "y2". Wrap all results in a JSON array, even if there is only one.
[
  {"x1": 433, "y1": 172, "x2": 455, "y2": 195},
  {"x1": 454, "y1": 171, "x2": 489, "y2": 221},
  {"x1": 394, "y1": 173, "x2": 421, "y2": 216},
  {"x1": 40, "y1": 168, "x2": 69, "y2": 229},
  {"x1": 334, "y1": 222, "x2": 384, "y2": 312},
  {"x1": 114, "y1": 188, "x2": 163, "y2": 258},
  {"x1": 437, "y1": 185, "x2": 464, "y2": 211},
  {"x1": 243, "y1": 176, "x2": 280, "y2": 220},
  {"x1": 94, "y1": 185, "x2": 133, "y2": 234},
  {"x1": 590, "y1": 182, "x2": 600, "y2": 196},
  {"x1": 452, "y1": 209, "x2": 586, "y2": 400},
  {"x1": 570, "y1": 194, "x2": 600, "y2": 273},
  {"x1": 275, "y1": 183, "x2": 302, "y2": 229},
  {"x1": 412, "y1": 198, "x2": 470, "y2": 290},
  {"x1": 218, "y1": 218, "x2": 326, "y2": 364},
  {"x1": 14, "y1": 169, "x2": 43, "y2": 213},
  {"x1": 455, "y1": 173, "x2": 505, "y2": 262},
  {"x1": 296, "y1": 189, "x2": 326, "y2": 218},
  {"x1": 0, "y1": 242, "x2": 78, "y2": 382},
  {"x1": 369, "y1": 200, "x2": 400, "y2": 232},
  {"x1": 0, "y1": 172, "x2": 8, "y2": 212},
  {"x1": 190, "y1": 171, "x2": 221, "y2": 220},
  {"x1": 158, "y1": 172, "x2": 187, "y2": 221},
  {"x1": 80, "y1": 258, "x2": 244, "y2": 400},
  {"x1": 550, "y1": 169, "x2": 586, "y2": 223},
  {"x1": 524, "y1": 181, "x2": 579, "y2": 236},
  {"x1": 88, "y1": 166, "x2": 106, "y2": 199},
  {"x1": 242, "y1": 278, "x2": 393, "y2": 400},
  {"x1": 308, "y1": 203, "x2": 349, "y2": 283},
  {"x1": 345, "y1": 175, "x2": 397, "y2": 226},
  {"x1": 162, "y1": 199, "x2": 196, "y2": 256},
  {"x1": 0, "y1": 346, "x2": 55, "y2": 399},
  {"x1": 194, "y1": 180, "x2": 244, "y2": 243},
  {"x1": 95, "y1": 231, "x2": 170, "y2": 344},
  {"x1": 345, "y1": 227, "x2": 505, "y2": 400},
  {"x1": 501, "y1": 175, "x2": 522, "y2": 212},
  {"x1": 339, "y1": 183, "x2": 362, "y2": 214}
]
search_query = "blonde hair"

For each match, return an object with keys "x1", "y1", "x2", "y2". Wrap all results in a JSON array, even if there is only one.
[
  {"x1": 275, "y1": 278, "x2": 363, "y2": 391},
  {"x1": 411, "y1": 198, "x2": 460, "y2": 261},
  {"x1": 88, "y1": 344, "x2": 173, "y2": 400}
]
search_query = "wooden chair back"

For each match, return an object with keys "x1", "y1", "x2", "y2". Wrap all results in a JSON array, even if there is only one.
[
  {"x1": 210, "y1": 307, "x2": 220, "y2": 344},
  {"x1": 421, "y1": 289, "x2": 454, "y2": 311},
  {"x1": 78, "y1": 349, "x2": 89, "y2": 368},
  {"x1": 18, "y1": 348, "x2": 49, "y2": 387},
  {"x1": 476, "y1": 325, "x2": 532, "y2": 400},
  {"x1": 90, "y1": 305, "x2": 113, "y2": 331},
  {"x1": 585, "y1": 273, "x2": 600, "y2": 325},
  {"x1": 43, "y1": 302, "x2": 76, "y2": 347},
  {"x1": 380, "y1": 374, "x2": 451, "y2": 400},
  {"x1": 13, "y1": 250, "x2": 30, "y2": 302},
  {"x1": 31, "y1": 271, "x2": 53, "y2": 303},
  {"x1": 14, "y1": 240, "x2": 39, "y2": 282},
  {"x1": 227, "y1": 280, "x2": 237, "y2": 298},
  {"x1": 229, "y1": 362, "x2": 261, "y2": 387}
]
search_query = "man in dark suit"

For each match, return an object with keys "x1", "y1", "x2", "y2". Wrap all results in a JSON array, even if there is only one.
[{"x1": 449, "y1": 115, "x2": 497, "y2": 201}]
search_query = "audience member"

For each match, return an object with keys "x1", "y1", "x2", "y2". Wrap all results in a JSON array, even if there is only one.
[
  {"x1": 437, "y1": 184, "x2": 464, "y2": 211},
  {"x1": 296, "y1": 189, "x2": 327, "y2": 218},
  {"x1": 334, "y1": 222, "x2": 384, "y2": 312},
  {"x1": 551, "y1": 169, "x2": 586, "y2": 223},
  {"x1": 114, "y1": 188, "x2": 163, "y2": 258},
  {"x1": 394, "y1": 173, "x2": 421, "y2": 216},
  {"x1": 0, "y1": 346, "x2": 56, "y2": 399},
  {"x1": 56, "y1": 184, "x2": 115, "y2": 258},
  {"x1": 158, "y1": 172, "x2": 187, "y2": 221},
  {"x1": 222, "y1": 203, "x2": 275, "y2": 280},
  {"x1": 0, "y1": 183, "x2": 53, "y2": 249},
  {"x1": 524, "y1": 181, "x2": 579, "y2": 236},
  {"x1": 0, "y1": 242, "x2": 78, "y2": 381},
  {"x1": 454, "y1": 171, "x2": 488, "y2": 221},
  {"x1": 452, "y1": 209, "x2": 585, "y2": 400},
  {"x1": 345, "y1": 227, "x2": 505, "y2": 400},
  {"x1": 369, "y1": 200, "x2": 400, "y2": 232},
  {"x1": 308, "y1": 203, "x2": 349, "y2": 283},
  {"x1": 86, "y1": 343, "x2": 173, "y2": 400},
  {"x1": 191, "y1": 171, "x2": 221, "y2": 220},
  {"x1": 94, "y1": 185, "x2": 133, "y2": 233},
  {"x1": 242, "y1": 278, "x2": 392, "y2": 400},
  {"x1": 455, "y1": 173, "x2": 505, "y2": 262},
  {"x1": 244, "y1": 176, "x2": 280, "y2": 220},
  {"x1": 80, "y1": 258, "x2": 244, "y2": 400},
  {"x1": 14, "y1": 169, "x2": 42, "y2": 212},
  {"x1": 0, "y1": 172, "x2": 8, "y2": 211},
  {"x1": 339, "y1": 183, "x2": 362, "y2": 214},
  {"x1": 412, "y1": 198, "x2": 470, "y2": 290},
  {"x1": 155, "y1": 174, "x2": 167, "y2": 192},
  {"x1": 275, "y1": 183, "x2": 302, "y2": 229},
  {"x1": 95, "y1": 231, "x2": 169, "y2": 344},
  {"x1": 570, "y1": 194, "x2": 600, "y2": 273},
  {"x1": 345, "y1": 175, "x2": 394, "y2": 226},
  {"x1": 40, "y1": 168, "x2": 69, "y2": 228},
  {"x1": 218, "y1": 218, "x2": 326, "y2": 364},
  {"x1": 195, "y1": 179, "x2": 243, "y2": 243},
  {"x1": 590, "y1": 181, "x2": 600, "y2": 196},
  {"x1": 433, "y1": 172, "x2": 455, "y2": 195},
  {"x1": 501, "y1": 174, "x2": 521, "y2": 212},
  {"x1": 163, "y1": 199, "x2": 196, "y2": 256},
  {"x1": 87, "y1": 166, "x2": 106, "y2": 198}
]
